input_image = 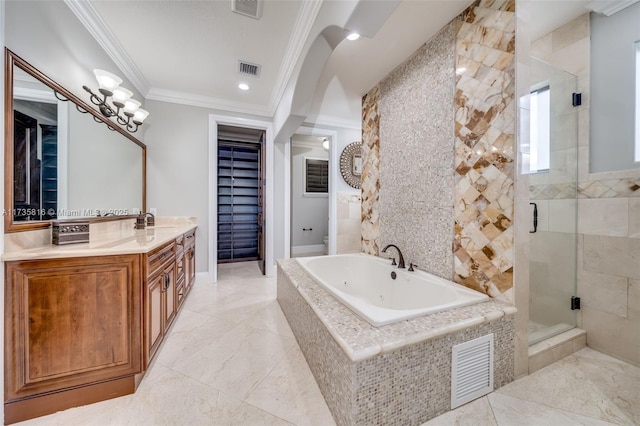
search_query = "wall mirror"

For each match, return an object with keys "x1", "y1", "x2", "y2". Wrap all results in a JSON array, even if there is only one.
[
  {"x1": 339, "y1": 141, "x2": 362, "y2": 189},
  {"x1": 5, "y1": 49, "x2": 146, "y2": 233}
]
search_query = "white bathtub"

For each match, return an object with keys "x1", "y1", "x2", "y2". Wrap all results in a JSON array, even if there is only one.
[{"x1": 295, "y1": 253, "x2": 489, "y2": 326}]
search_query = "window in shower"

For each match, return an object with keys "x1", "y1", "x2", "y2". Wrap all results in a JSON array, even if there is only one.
[
  {"x1": 529, "y1": 84, "x2": 551, "y2": 173},
  {"x1": 635, "y1": 41, "x2": 640, "y2": 162}
]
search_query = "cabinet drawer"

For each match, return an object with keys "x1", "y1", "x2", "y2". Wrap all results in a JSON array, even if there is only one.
[{"x1": 146, "y1": 241, "x2": 175, "y2": 277}]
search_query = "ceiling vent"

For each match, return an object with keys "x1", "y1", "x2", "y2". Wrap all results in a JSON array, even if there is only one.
[
  {"x1": 238, "y1": 61, "x2": 261, "y2": 78},
  {"x1": 232, "y1": 0, "x2": 262, "y2": 20}
]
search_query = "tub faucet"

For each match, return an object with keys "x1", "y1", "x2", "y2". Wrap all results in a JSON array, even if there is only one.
[{"x1": 381, "y1": 244, "x2": 405, "y2": 269}]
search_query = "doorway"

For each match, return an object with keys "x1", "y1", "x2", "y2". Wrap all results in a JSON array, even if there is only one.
[
  {"x1": 216, "y1": 125, "x2": 265, "y2": 272},
  {"x1": 290, "y1": 134, "x2": 329, "y2": 258}
]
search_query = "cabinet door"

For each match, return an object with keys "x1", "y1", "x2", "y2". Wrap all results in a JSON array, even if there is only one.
[
  {"x1": 186, "y1": 246, "x2": 196, "y2": 291},
  {"x1": 163, "y1": 263, "x2": 176, "y2": 333},
  {"x1": 5, "y1": 255, "x2": 142, "y2": 401},
  {"x1": 146, "y1": 272, "x2": 164, "y2": 364}
]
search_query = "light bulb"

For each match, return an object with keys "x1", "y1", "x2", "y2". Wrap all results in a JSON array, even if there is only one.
[
  {"x1": 111, "y1": 87, "x2": 133, "y2": 107},
  {"x1": 322, "y1": 138, "x2": 329, "y2": 150},
  {"x1": 238, "y1": 83, "x2": 250, "y2": 91},
  {"x1": 93, "y1": 69, "x2": 122, "y2": 93},
  {"x1": 133, "y1": 108, "x2": 149, "y2": 124},
  {"x1": 123, "y1": 99, "x2": 141, "y2": 115},
  {"x1": 346, "y1": 33, "x2": 360, "y2": 41}
]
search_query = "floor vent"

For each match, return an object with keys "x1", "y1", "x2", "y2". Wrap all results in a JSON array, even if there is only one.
[
  {"x1": 238, "y1": 61, "x2": 261, "y2": 77},
  {"x1": 451, "y1": 333, "x2": 494, "y2": 409},
  {"x1": 232, "y1": 0, "x2": 262, "y2": 20}
]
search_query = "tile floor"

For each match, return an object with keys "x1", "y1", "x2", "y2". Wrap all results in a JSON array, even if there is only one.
[{"x1": 15, "y1": 261, "x2": 640, "y2": 425}]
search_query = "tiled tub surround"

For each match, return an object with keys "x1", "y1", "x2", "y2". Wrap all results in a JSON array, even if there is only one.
[{"x1": 277, "y1": 259, "x2": 515, "y2": 425}]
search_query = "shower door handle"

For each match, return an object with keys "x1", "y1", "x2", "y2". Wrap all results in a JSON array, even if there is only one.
[{"x1": 529, "y1": 202, "x2": 538, "y2": 233}]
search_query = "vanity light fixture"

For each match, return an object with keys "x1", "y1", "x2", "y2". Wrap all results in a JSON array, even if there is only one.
[
  {"x1": 322, "y1": 137, "x2": 330, "y2": 150},
  {"x1": 83, "y1": 69, "x2": 149, "y2": 133},
  {"x1": 346, "y1": 33, "x2": 360, "y2": 41}
]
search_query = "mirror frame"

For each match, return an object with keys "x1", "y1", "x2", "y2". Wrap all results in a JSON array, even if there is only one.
[{"x1": 4, "y1": 48, "x2": 147, "y2": 233}]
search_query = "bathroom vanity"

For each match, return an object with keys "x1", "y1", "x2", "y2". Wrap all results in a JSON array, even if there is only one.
[{"x1": 2, "y1": 222, "x2": 197, "y2": 424}]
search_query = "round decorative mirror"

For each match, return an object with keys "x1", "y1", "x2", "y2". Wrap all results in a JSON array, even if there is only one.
[{"x1": 339, "y1": 142, "x2": 362, "y2": 189}]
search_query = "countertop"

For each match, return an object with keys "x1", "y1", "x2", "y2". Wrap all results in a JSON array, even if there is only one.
[{"x1": 2, "y1": 221, "x2": 197, "y2": 262}]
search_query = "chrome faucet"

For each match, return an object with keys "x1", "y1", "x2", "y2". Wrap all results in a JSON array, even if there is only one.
[{"x1": 381, "y1": 244, "x2": 405, "y2": 269}]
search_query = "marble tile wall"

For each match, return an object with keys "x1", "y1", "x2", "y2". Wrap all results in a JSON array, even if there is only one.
[
  {"x1": 531, "y1": 14, "x2": 640, "y2": 367},
  {"x1": 361, "y1": 85, "x2": 380, "y2": 256},
  {"x1": 453, "y1": 0, "x2": 516, "y2": 300},
  {"x1": 360, "y1": 0, "x2": 516, "y2": 290},
  {"x1": 336, "y1": 192, "x2": 361, "y2": 254}
]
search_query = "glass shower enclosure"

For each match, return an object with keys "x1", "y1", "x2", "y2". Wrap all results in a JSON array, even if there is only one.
[{"x1": 526, "y1": 58, "x2": 579, "y2": 345}]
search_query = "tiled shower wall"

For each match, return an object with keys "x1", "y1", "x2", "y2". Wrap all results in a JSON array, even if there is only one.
[
  {"x1": 532, "y1": 15, "x2": 640, "y2": 367},
  {"x1": 361, "y1": 0, "x2": 516, "y2": 297}
]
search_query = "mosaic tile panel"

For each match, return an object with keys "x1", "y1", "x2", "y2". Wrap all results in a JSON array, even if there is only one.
[
  {"x1": 361, "y1": 85, "x2": 381, "y2": 256},
  {"x1": 453, "y1": 0, "x2": 516, "y2": 300},
  {"x1": 277, "y1": 260, "x2": 515, "y2": 425},
  {"x1": 531, "y1": 178, "x2": 640, "y2": 200},
  {"x1": 378, "y1": 23, "x2": 456, "y2": 280}
]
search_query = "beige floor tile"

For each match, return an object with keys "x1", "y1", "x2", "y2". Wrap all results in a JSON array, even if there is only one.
[
  {"x1": 488, "y1": 392, "x2": 617, "y2": 426},
  {"x1": 422, "y1": 396, "x2": 496, "y2": 426},
  {"x1": 170, "y1": 323, "x2": 296, "y2": 401},
  {"x1": 245, "y1": 347, "x2": 336, "y2": 426},
  {"x1": 495, "y1": 357, "x2": 632, "y2": 424}
]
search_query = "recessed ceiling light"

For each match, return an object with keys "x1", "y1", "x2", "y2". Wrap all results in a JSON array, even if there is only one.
[
  {"x1": 346, "y1": 33, "x2": 360, "y2": 41},
  {"x1": 238, "y1": 83, "x2": 250, "y2": 91}
]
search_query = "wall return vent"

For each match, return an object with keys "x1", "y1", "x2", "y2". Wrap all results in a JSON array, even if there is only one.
[
  {"x1": 232, "y1": 0, "x2": 262, "y2": 20},
  {"x1": 451, "y1": 334, "x2": 494, "y2": 409},
  {"x1": 238, "y1": 61, "x2": 261, "y2": 77}
]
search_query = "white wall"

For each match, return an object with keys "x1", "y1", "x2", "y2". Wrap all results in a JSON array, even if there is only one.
[
  {"x1": 291, "y1": 145, "x2": 329, "y2": 248},
  {"x1": 144, "y1": 100, "x2": 269, "y2": 274}
]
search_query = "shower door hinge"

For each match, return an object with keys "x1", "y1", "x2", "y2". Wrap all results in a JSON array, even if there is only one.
[
  {"x1": 572, "y1": 93, "x2": 582, "y2": 107},
  {"x1": 571, "y1": 296, "x2": 581, "y2": 310}
]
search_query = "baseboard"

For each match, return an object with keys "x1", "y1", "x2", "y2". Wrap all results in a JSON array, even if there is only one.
[
  {"x1": 195, "y1": 272, "x2": 209, "y2": 285},
  {"x1": 291, "y1": 244, "x2": 325, "y2": 257}
]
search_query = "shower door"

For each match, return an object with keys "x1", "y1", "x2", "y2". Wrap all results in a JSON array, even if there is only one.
[{"x1": 527, "y1": 58, "x2": 579, "y2": 345}]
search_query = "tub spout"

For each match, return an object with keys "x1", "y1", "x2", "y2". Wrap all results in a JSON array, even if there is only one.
[{"x1": 381, "y1": 244, "x2": 405, "y2": 269}]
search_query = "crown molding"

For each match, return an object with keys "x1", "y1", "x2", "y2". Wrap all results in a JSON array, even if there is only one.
[
  {"x1": 64, "y1": 0, "x2": 151, "y2": 96},
  {"x1": 267, "y1": 0, "x2": 324, "y2": 114},
  {"x1": 587, "y1": 0, "x2": 639, "y2": 15},
  {"x1": 146, "y1": 88, "x2": 272, "y2": 117}
]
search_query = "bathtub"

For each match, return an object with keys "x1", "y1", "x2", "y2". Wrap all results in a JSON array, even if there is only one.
[{"x1": 295, "y1": 253, "x2": 489, "y2": 326}]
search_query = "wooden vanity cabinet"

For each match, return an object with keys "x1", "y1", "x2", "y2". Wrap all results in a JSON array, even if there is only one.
[
  {"x1": 143, "y1": 240, "x2": 177, "y2": 365},
  {"x1": 4, "y1": 228, "x2": 196, "y2": 423},
  {"x1": 4, "y1": 255, "x2": 143, "y2": 424},
  {"x1": 184, "y1": 229, "x2": 196, "y2": 293}
]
